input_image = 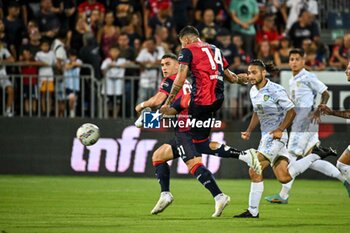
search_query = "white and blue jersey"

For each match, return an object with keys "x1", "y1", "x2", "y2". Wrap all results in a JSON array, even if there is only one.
[
  {"x1": 288, "y1": 69, "x2": 327, "y2": 156},
  {"x1": 250, "y1": 79, "x2": 295, "y2": 165}
]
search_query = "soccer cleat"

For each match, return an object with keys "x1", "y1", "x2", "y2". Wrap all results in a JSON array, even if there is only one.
[
  {"x1": 233, "y1": 209, "x2": 259, "y2": 218},
  {"x1": 312, "y1": 145, "x2": 337, "y2": 159},
  {"x1": 264, "y1": 194, "x2": 288, "y2": 204},
  {"x1": 151, "y1": 192, "x2": 174, "y2": 215},
  {"x1": 212, "y1": 193, "x2": 230, "y2": 217},
  {"x1": 244, "y1": 149, "x2": 262, "y2": 176},
  {"x1": 343, "y1": 181, "x2": 350, "y2": 197}
]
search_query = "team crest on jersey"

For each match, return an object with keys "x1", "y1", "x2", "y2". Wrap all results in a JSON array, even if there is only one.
[
  {"x1": 162, "y1": 81, "x2": 169, "y2": 88},
  {"x1": 263, "y1": 95, "x2": 270, "y2": 101},
  {"x1": 297, "y1": 81, "x2": 301, "y2": 87}
]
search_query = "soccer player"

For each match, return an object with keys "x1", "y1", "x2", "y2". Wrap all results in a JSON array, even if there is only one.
[
  {"x1": 233, "y1": 59, "x2": 335, "y2": 218},
  {"x1": 265, "y1": 49, "x2": 350, "y2": 204},
  {"x1": 159, "y1": 26, "x2": 257, "y2": 217},
  {"x1": 136, "y1": 53, "x2": 260, "y2": 216},
  {"x1": 320, "y1": 60, "x2": 350, "y2": 183}
]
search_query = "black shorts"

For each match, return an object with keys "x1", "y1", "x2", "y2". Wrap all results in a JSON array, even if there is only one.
[
  {"x1": 23, "y1": 85, "x2": 38, "y2": 99},
  {"x1": 188, "y1": 99, "x2": 224, "y2": 141},
  {"x1": 169, "y1": 131, "x2": 200, "y2": 163}
]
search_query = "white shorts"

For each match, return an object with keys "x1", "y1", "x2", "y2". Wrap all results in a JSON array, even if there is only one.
[
  {"x1": 288, "y1": 121, "x2": 319, "y2": 157},
  {"x1": 0, "y1": 76, "x2": 12, "y2": 88},
  {"x1": 258, "y1": 132, "x2": 290, "y2": 166},
  {"x1": 288, "y1": 132, "x2": 319, "y2": 157}
]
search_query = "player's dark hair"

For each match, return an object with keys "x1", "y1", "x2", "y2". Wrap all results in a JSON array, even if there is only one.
[
  {"x1": 162, "y1": 53, "x2": 177, "y2": 61},
  {"x1": 289, "y1": 48, "x2": 305, "y2": 58},
  {"x1": 249, "y1": 59, "x2": 279, "y2": 76},
  {"x1": 178, "y1": 26, "x2": 200, "y2": 39}
]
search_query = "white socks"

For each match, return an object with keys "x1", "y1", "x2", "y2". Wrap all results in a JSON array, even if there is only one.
[
  {"x1": 248, "y1": 181, "x2": 264, "y2": 216},
  {"x1": 279, "y1": 179, "x2": 294, "y2": 199},
  {"x1": 288, "y1": 153, "x2": 320, "y2": 178},
  {"x1": 310, "y1": 160, "x2": 345, "y2": 182},
  {"x1": 337, "y1": 161, "x2": 350, "y2": 182}
]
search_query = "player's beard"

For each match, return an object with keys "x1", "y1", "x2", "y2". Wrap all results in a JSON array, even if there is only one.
[{"x1": 252, "y1": 74, "x2": 264, "y2": 85}]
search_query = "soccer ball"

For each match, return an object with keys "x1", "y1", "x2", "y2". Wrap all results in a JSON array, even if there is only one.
[{"x1": 76, "y1": 123, "x2": 100, "y2": 146}]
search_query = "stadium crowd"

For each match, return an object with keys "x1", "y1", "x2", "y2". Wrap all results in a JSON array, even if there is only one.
[{"x1": 0, "y1": 0, "x2": 349, "y2": 118}]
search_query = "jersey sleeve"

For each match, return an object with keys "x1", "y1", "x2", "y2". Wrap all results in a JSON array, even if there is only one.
[
  {"x1": 178, "y1": 48, "x2": 192, "y2": 65},
  {"x1": 307, "y1": 75, "x2": 327, "y2": 94},
  {"x1": 158, "y1": 77, "x2": 173, "y2": 95},
  {"x1": 221, "y1": 50, "x2": 229, "y2": 69},
  {"x1": 275, "y1": 87, "x2": 295, "y2": 111},
  {"x1": 170, "y1": 94, "x2": 190, "y2": 113}
]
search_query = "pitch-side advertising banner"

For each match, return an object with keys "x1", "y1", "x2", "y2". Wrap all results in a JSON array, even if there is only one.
[{"x1": 0, "y1": 118, "x2": 348, "y2": 178}]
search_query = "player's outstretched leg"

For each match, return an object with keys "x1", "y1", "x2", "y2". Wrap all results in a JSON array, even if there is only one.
[
  {"x1": 194, "y1": 140, "x2": 262, "y2": 175},
  {"x1": 189, "y1": 162, "x2": 230, "y2": 217}
]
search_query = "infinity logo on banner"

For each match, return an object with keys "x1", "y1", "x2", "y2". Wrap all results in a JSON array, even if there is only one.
[{"x1": 70, "y1": 126, "x2": 223, "y2": 174}]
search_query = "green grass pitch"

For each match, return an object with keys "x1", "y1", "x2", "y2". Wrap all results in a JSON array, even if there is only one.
[{"x1": 0, "y1": 176, "x2": 349, "y2": 233}]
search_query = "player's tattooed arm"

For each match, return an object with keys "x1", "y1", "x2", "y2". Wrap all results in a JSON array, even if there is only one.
[
  {"x1": 164, "y1": 64, "x2": 188, "y2": 105},
  {"x1": 320, "y1": 90, "x2": 330, "y2": 105},
  {"x1": 332, "y1": 110, "x2": 350, "y2": 119},
  {"x1": 312, "y1": 90, "x2": 330, "y2": 123}
]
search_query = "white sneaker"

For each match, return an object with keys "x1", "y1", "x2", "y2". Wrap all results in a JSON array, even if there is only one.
[
  {"x1": 212, "y1": 193, "x2": 230, "y2": 217},
  {"x1": 242, "y1": 149, "x2": 262, "y2": 175},
  {"x1": 151, "y1": 192, "x2": 174, "y2": 215}
]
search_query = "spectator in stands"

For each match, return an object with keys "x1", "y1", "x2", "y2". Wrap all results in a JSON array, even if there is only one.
[
  {"x1": 35, "y1": 39, "x2": 56, "y2": 115},
  {"x1": 122, "y1": 12, "x2": 143, "y2": 47},
  {"x1": 52, "y1": 31, "x2": 68, "y2": 117},
  {"x1": 117, "y1": 32, "x2": 136, "y2": 62},
  {"x1": 64, "y1": 49, "x2": 82, "y2": 118},
  {"x1": 37, "y1": 0, "x2": 61, "y2": 40},
  {"x1": 19, "y1": 47, "x2": 38, "y2": 115},
  {"x1": 136, "y1": 37, "x2": 164, "y2": 104},
  {"x1": 331, "y1": 33, "x2": 350, "y2": 70},
  {"x1": 273, "y1": 35, "x2": 291, "y2": 70},
  {"x1": 288, "y1": 9, "x2": 320, "y2": 48},
  {"x1": 0, "y1": 39, "x2": 15, "y2": 117},
  {"x1": 329, "y1": 36, "x2": 344, "y2": 70},
  {"x1": 117, "y1": 32, "x2": 137, "y2": 117},
  {"x1": 256, "y1": 13, "x2": 280, "y2": 48},
  {"x1": 257, "y1": 39, "x2": 274, "y2": 63},
  {"x1": 194, "y1": 0, "x2": 229, "y2": 27},
  {"x1": 78, "y1": 33, "x2": 102, "y2": 80},
  {"x1": 146, "y1": 1, "x2": 176, "y2": 41},
  {"x1": 232, "y1": 34, "x2": 251, "y2": 71},
  {"x1": 285, "y1": 0, "x2": 318, "y2": 32},
  {"x1": 20, "y1": 21, "x2": 41, "y2": 57},
  {"x1": 114, "y1": 0, "x2": 134, "y2": 28},
  {"x1": 0, "y1": 0, "x2": 3, "y2": 19},
  {"x1": 196, "y1": 8, "x2": 220, "y2": 44},
  {"x1": 52, "y1": 0, "x2": 76, "y2": 32},
  {"x1": 69, "y1": 16, "x2": 89, "y2": 51},
  {"x1": 88, "y1": 9, "x2": 103, "y2": 39},
  {"x1": 101, "y1": 45, "x2": 128, "y2": 118},
  {"x1": 3, "y1": 1, "x2": 24, "y2": 58},
  {"x1": 305, "y1": 46, "x2": 326, "y2": 71},
  {"x1": 99, "y1": 11, "x2": 120, "y2": 57},
  {"x1": 230, "y1": 0, "x2": 259, "y2": 57},
  {"x1": 78, "y1": 0, "x2": 105, "y2": 24},
  {"x1": 154, "y1": 26, "x2": 171, "y2": 52},
  {"x1": 215, "y1": 28, "x2": 240, "y2": 69},
  {"x1": 143, "y1": 0, "x2": 171, "y2": 39},
  {"x1": 172, "y1": 0, "x2": 193, "y2": 33}
]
